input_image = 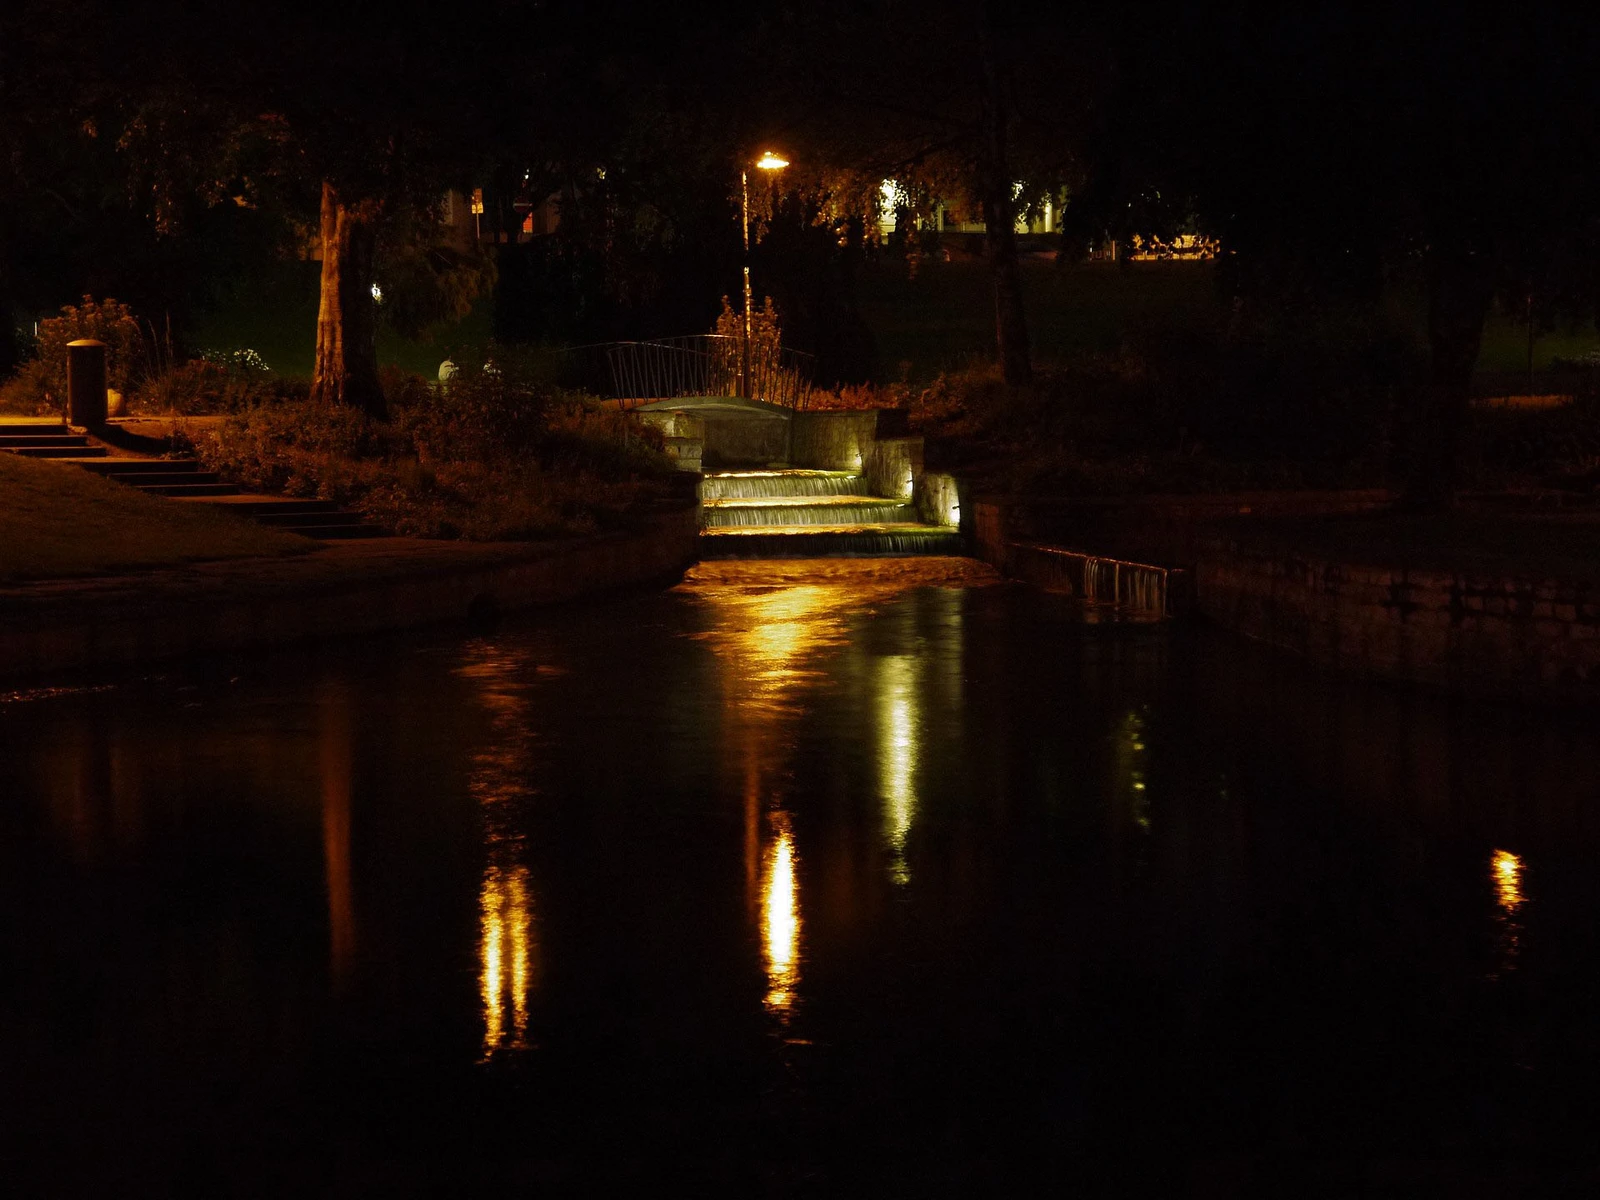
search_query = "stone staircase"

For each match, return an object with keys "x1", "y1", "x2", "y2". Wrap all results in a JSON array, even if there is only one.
[
  {"x1": 0, "y1": 419, "x2": 385, "y2": 540},
  {"x1": 698, "y1": 469, "x2": 961, "y2": 557},
  {"x1": 0, "y1": 421, "x2": 107, "y2": 459}
]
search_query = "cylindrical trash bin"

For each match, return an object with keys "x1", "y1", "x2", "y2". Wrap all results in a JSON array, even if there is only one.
[{"x1": 67, "y1": 339, "x2": 108, "y2": 427}]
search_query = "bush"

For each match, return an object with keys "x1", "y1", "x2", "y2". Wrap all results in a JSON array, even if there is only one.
[
  {"x1": 129, "y1": 357, "x2": 300, "y2": 415},
  {"x1": 184, "y1": 354, "x2": 676, "y2": 541},
  {"x1": 0, "y1": 297, "x2": 149, "y2": 414}
]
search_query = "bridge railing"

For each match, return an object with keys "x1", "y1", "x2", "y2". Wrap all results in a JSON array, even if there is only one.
[{"x1": 555, "y1": 335, "x2": 815, "y2": 410}]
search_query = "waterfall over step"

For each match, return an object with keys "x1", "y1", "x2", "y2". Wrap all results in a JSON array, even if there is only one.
[
  {"x1": 701, "y1": 470, "x2": 862, "y2": 501},
  {"x1": 699, "y1": 469, "x2": 959, "y2": 558},
  {"x1": 704, "y1": 498, "x2": 918, "y2": 528}
]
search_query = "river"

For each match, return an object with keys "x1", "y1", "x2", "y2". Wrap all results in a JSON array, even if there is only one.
[{"x1": 3, "y1": 558, "x2": 1598, "y2": 1193}]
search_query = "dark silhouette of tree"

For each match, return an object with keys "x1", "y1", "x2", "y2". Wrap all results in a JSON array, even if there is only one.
[
  {"x1": 6, "y1": 0, "x2": 529, "y2": 415},
  {"x1": 1101, "y1": 6, "x2": 1600, "y2": 503},
  {"x1": 754, "y1": 0, "x2": 1107, "y2": 387}
]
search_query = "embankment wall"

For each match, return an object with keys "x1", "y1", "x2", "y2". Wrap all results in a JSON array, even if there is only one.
[
  {"x1": 0, "y1": 503, "x2": 701, "y2": 682},
  {"x1": 973, "y1": 495, "x2": 1600, "y2": 700}
]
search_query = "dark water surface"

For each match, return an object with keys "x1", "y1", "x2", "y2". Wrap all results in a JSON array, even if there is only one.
[{"x1": 4, "y1": 558, "x2": 1600, "y2": 1195}]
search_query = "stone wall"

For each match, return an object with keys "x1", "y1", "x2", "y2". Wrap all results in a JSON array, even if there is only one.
[
  {"x1": 913, "y1": 471, "x2": 964, "y2": 529},
  {"x1": 701, "y1": 414, "x2": 788, "y2": 467},
  {"x1": 973, "y1": 494, "x2": 1600, "y2": 700},
  {"x1": 0, "y1": 504, "x2": 702, "y2": 683},
  {"x1": 1195, "y1": 537, "x2": 1600, "y2": 699},
  {"x1": 790, "y1": 411, "x2": 878, "y2": 472},
  {"x1": 864, "y1": 436, "x2": 923, "y2": 501}
]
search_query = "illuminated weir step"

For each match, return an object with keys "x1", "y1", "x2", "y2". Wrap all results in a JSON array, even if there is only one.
[
  {"x1": 700, "y1": 524, "x2": 964, "y2": 558},
  {"x1": 702, "y1": 496, "x2": 917, "y2": 528},
  {"x1": 699, "y1": 470, "x2": 863, "y2": 501}
]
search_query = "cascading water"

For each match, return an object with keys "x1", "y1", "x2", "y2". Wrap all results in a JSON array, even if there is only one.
[
  {"x1": 700, "y1": 469, "x2": 960, "y2": 558},
  {"x1": 704, "y1": 499, "x2": 918, "y2": 528},
  {"x1": 701, "y1": 471, "x2": 862, "y2": 501}
]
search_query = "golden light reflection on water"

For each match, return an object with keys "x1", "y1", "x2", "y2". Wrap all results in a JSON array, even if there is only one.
[
  {"x1": 677, "y1": 560, "x2": 990, "y2": 1014},
  {"x1": 481, "y1": 862, "x2": 534, "y2": 1052},
  {"x1": 457, "y1": 642, "x2": 541, "y2": 1058},
  {"x1": 763, "y1": 817, "x2": 801, "y2": 1013},
  {"x1": 1493, "y1": 850, "x2": 1524, "y2": 911},
  {"x1": 1116, "y1": 708, "x2": 1152, "y2": 833},
  {"x1": 680, "y1": 558, "x2": 994, "y2": 718},
  {"x1": 1490, "y1": 848, "x2": 1525, "y2": 980},
  {"x1": 879, "y1": 655, "x2": 919, "y2": 885}
]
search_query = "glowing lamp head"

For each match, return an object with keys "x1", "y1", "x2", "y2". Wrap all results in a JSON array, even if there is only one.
[{"x1": 756, "y1": 152, "x2": 790, "y2": 171}]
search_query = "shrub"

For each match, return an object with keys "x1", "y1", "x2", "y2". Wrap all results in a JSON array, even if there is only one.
[
  {"x1": 0, "y1": 297, "x2": 148, "y2": 414},
  {"x1": 129, "y1": 357, "x2": 301, "y2": 416},
  {"x1": 184, "y1": 354, "x2": 675, "y2": 541}
]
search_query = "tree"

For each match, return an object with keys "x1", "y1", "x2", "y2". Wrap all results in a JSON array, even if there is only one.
[
  {"x1": 751, "y1": 1, "x2": 1106, "y2": 387},
  {"x1": 6, "y1": 0, "x2": 524, "y2": 416},
  {"x1": 1108, "y1": 6, "x2": 1600, "y2": 504}
]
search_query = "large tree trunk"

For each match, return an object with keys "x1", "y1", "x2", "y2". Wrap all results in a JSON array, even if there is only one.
[
  {"x1": 977, "y1": 20, "x2": 1032, "y2": 387},
  {"x1": 311, "y1": 181, "x2": 385, "y2": 417},
  {"x1": 1404, "y1": 245, "x2": 1492, "y2": 508}
]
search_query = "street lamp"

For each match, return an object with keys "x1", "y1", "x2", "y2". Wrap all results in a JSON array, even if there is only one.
[{"x1": 741, "y1": 151, "x2": 789, "y2": 398}]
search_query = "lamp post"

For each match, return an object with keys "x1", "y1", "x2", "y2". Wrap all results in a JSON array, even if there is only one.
[{"x1": 741, "y1": 152, "x2": 789, "y2": 398}]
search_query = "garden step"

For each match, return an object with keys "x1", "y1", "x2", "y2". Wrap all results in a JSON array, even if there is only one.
[
  {"x1": 287, "y1": 524, "x2": 390, "y2": 540},
  {"x1": 248, "y1": 510, "x2": 370, "y2": 528},
  {"x1": 77, "y1": 458, "x2": 201, "y2": 475},
  {"x1": 106, "y1": 470, "x2": 224, "y2": 488},
  {"x1": 0, "y1": 435, "x2": 95, "y2": 448},
  {"x1": 193, "y1": 497, "x2": 344, "y2": 516},
  {"x1": 5, "y1": 445, "x2": 107, "y2": 458},
  {"x1": 182, "y1": 494, "x2": 387, "y2": 539},
  {"x1": 132, "y1": 481, "x2": 241, "y2": 497}
]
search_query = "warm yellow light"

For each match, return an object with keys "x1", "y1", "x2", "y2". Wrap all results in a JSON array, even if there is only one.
[
  {"x1": 756, "y1": 152, "x2": 790, "y2": 171},
  {"x1": 763, "y1": 823, "x2": 801, "y2": 1011},
  {"x1": 480, "y1": 862, "x2": 534, "y2": 1056},
  {"x1": 879, "y1": 655, "x2": 918, "y2": 884},
  {"x1": 1493, "y1": 850, "x2": 1524, "y2": 912}
]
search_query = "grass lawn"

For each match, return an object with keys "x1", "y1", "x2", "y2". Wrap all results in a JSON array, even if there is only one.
[
  {"x1": 187, "y1": 262, "x2": 492, "y2": 379},
  {"x1": 856, "y1": 258, "x2": 1222, "y2": 381},
  {"x1": 856, "y1": 256, "x2": 1600, "y2": 386},
  {"x1": 184, "y1": 251, "x2": 1600, "y2": 389},
  {"x1": 0, "y1": 453, "x2": 311, "y2": 583}
]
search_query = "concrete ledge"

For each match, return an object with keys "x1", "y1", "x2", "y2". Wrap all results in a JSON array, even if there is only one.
[
  {"x1": 0, "y1": 503, "x2": 700, "y2": 682},
  {"x1": 1193, "y1": 533, "x2": 1600, "y2": 701},
  {"x1": 974, "y1": 493, "x2": 1600, "y2": 701}
]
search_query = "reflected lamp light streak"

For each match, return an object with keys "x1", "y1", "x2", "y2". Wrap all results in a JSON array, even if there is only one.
[
  {"x1": 879, "y1": 656, "x2": 919, "y2": 884},
  {"x1": 1493, "y1": 849, "x2": 1524, "y2": 912},
  {"x1": 763, "y1": 822, "x2": 801, "y2": 1012},
  {"x1": 480, "y1": 863, "x2": 534, "y2": 1054}
]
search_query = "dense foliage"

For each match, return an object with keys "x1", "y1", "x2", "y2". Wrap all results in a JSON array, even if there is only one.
[{"x1": 184, "y1": 361, "x2": 675, "y2": 541}]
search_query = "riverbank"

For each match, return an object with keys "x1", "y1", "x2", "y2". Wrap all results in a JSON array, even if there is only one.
[
  {"x1": 974, "y1": 491, "x2": 1600, "y2": 701},
  {"x1": 0, "y1": 446, "x2": 309, "y2": 581},
  {"x1": 0, "y1": 502, "x2": 699, "y2": 682}
]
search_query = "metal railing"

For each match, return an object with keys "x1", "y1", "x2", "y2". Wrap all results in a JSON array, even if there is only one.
[{"x1": 555, "y1": 334, "x2": 815, "y2": 410}]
